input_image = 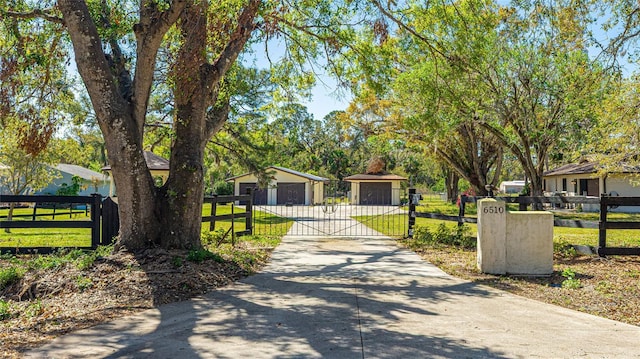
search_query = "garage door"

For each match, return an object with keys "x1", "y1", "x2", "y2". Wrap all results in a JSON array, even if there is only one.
[
  {"x1": 360, "y1": 182, "x2": 391, "y2": 205},
  {"x1": 239, "y1": 183, "x2": 267, "y2": 205},
  {"x1": 277, "y1": 183, "x2": 305, "y2": 205}
]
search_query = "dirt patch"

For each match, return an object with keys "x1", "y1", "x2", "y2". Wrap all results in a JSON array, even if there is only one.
[{"x1": 0, "y1": 246, "x2": 269, "y2": 358}]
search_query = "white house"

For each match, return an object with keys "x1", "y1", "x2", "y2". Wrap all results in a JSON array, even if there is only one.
[
  {"x1": 543, "y1": 160, "x2": 640, "y2": 212},
  {"x1": 35, "y1": 164, "x2": 111, "y2": 197},
  {"x1": 344, "y1": 173, "x2": 407, "y2": 205},
  {"x1": 226, "y1": 166, "x2": 328, "y2": 205}
]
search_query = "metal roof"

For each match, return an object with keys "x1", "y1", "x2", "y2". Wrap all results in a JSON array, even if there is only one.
[
  {"x1": 543, "y1": 161, "x2": 598, "y2": 176},
  {"x1": 344, "y1": 173, "x2": 407, "y2": 181},
  {"x1": 544, "y1": 159, "x2": 640, "y2": 177},
  {"x1": 226, "y1": 166, "x2": 329, "y2": 182},
  {"x1": 55, "y1": 164, "x2": 109, "y2": 181}
]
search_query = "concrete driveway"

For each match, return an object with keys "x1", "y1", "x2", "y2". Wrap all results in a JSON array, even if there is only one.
[{"x1": 26, "y1": 234, "x2": 640, "y2": 358}]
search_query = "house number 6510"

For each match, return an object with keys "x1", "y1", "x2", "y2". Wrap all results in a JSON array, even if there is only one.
[{"x1": 483, "y1": 206, "x2": 504, "y2": 214}]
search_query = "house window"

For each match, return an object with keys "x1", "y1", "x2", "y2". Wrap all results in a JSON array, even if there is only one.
[{"x1": 562, "y1": 178, "x2": 567, "y2": 192}]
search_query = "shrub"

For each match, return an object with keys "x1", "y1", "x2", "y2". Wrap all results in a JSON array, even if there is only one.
[
  {"x1": 0, "y1": 266, "x2": 23, "y2": 290},
  {"x1": 412, "y1": 226, "x2": 433, "y2": 244},
  {"x1": 561, "y1": 267, "x2": 582, "y2": 289},
  {"x1": 201, "y1": 229, "x2": 228, "y2": 247},
  {"x1": 411, "y1": 223, "x2": 475, "y2": 248},
  {"x1": 554, "y1": 239, "x2": 578, "y2": 258},
  {"x1": 186, "y1": 249, "x2": 223, "y2": 263},
  {"x1": 0, "y1": 300, "x2": 12, "y2": 320}
]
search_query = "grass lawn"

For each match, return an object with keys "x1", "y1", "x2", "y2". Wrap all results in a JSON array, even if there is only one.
[
  {"x1": 0, "y1": 204, "x2": 293, "y2": 248},
  {"x1": 0, "y1": 207, "x2": 93, "y2": 248},
  {"x1": 202, "y1": 203, "x2": 294, "y2": 239}
]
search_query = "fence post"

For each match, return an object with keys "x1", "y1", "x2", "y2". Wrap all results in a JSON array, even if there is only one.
[
  {"x1": 458, "y1": 194, "x2": 467, "y2": 227},
  {"x1": 408, "y1": 188, "x2": 416, "y2": 237},
  {"x1": 90, "y1": 194, "x2": 101, "y2": 249},
  {"x1": 598, "y1": 194, "x2": 608, "y2": 257},
  {"x1": 245, "y1": 187, "x2": 253, "y2": 235},
  {"x1": 518, "y1": 194, "x2": 527, "y2": 211},
  {"x1": 209, "y1": 196, "x2": 217, "y2": 231},
  {"x1": 101, "y1": 197, "x2": 119, "y2": 245}
]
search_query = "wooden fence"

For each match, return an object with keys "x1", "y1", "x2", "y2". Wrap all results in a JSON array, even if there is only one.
[
  {"x1": 598, "y1": 196, "x2": 640, "y2": 256},
  {"x1": 0, "y1": 192, "x2": 254, "y2": 254},
  {"x1": 201, "y1": 193, "x2": 253, "y2": 244},
  {"x1": 0, "y1": 194, "x2": 102, "y2": 254},
  {"x1": 407, "y1": 190, "x2": 640, "y2": 257}
]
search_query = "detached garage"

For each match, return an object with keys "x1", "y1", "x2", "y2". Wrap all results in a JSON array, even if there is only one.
[
  {"x1": 226, "y1": 166, "x2": 328, "y2": 205},
  {"x1": 344, "y1": 173, "x2": 407, "y2": 205}
]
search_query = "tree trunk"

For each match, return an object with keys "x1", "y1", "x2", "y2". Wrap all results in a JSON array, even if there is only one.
[
  {"x1": 58, "y1": 0, "x2": 259, "y2": 252},
  {"x1": 530, "y1": 172, "x2": 545, "y2": 210},
  {"x1": 106, "y1": 145, "x2": 161, "y2": 251},
  {"x1": 444, "y1": 169, "x2": 459, "y2": 203},
  {"x1": 4, "y1": 203, "x2": 14, "y2": 233}
]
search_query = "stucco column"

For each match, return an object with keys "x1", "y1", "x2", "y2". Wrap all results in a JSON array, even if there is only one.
[{"x1": 477, "y1": 199, "x2": 507, "y2": 275}]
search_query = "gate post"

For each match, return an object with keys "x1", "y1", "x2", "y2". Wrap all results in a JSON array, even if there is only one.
[
  {"x1": 408, "y1": 188, "x2": 417, "y2": 238},
  {"x1": 101, "y1": 197, "x2": 119, "y2": 245},
  {"x1": 245, "y1": 187, "x2": 253, "y2": 235},
  {"x1": 209, "y1": 195, "x2": 217, "y2": 231},
  {"x1": 598, "y1": 194, "x2": 608, "y2": 257},
  {"x1": 458, "y1": 194, "x2": 467, "y2": 227},
  {"x1": 90, "y1": 194, "x2": 102, "y2": 249}
]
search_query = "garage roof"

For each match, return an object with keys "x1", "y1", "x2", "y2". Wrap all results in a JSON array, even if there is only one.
[
  {"x1": 226, "y1": 166, "x2": 329, "y2": 182},
  {"x1": 344, "y1": 173, "x2": 407, "y2": 181}
]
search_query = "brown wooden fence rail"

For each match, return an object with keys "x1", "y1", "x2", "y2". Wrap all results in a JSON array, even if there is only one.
[
  {"x1": 598, "y1": 195, "x2": 640, "y2": 256},
  {"x1": 0, "y1": 194, "x2": 102, "y2": 254},
  {"x1": 458, "y1": 195, "x2": 601, "y2": 229},
  {"x1": 407, "y1": 192, "x2": 640, "y2": 257},
  {"x1": 202, "y1": 193, "x2": 253, "y2": 242},
  {"x1": 0, "y1": 192, "x2": 255, "y2": 254}
]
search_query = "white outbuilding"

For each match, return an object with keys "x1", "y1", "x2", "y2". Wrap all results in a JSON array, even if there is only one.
[
  {"x1": 344, "y1": 173, "x2": 407, "y2": 205},
  {"x1": 226, "y1": 166, "x2": 328, "y2": 205}
]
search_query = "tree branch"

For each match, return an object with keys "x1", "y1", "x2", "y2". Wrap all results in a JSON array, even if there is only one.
[
  {"x1": 3, "y1": 8, "x2": 64, "y2": 24},
  {"x1": 132, "y1": 0, "x2": 188, "y2": 134},
  {"x1": 204, "y1": 0, "x2": 260, "y2": 91}
]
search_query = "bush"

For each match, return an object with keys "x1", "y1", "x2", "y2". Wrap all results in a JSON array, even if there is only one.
[
  {"x1": 186, "y1": 249, "x2": 224, "y2": 263},
  {"x1": 202, "y1": 229, "x2": 228, "y2": 247},
  {"x1": 212, "y1": 181, "x2": 234, "y2": 195},
  {"x1": 0, "y1": 266, "x2": 23, "y2": 290},
  {"x1": 412, "y1": 226, "x2": 433, "y2": 243},
  {"x1": 554, "y1": 239, "x2": 578, "y2": 258},
  {"x1": 411, "y1": 223, "x2": 475, "y2": 249},
  {"x1": 0, "y1": 300, "x2": 12, "y2": 320}
]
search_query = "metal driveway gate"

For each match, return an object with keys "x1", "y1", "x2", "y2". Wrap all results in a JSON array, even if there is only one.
[{"x1": 253, "y1": 183, "x2": 408, "y2": 237}]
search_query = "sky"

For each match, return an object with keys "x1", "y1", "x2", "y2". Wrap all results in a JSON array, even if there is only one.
[
  {"x1": 300, "y1": 78, "x2": 352, "y2": 121},
  {"x1": 247, "y1": 38, "x2": 353, "y2": 121}
]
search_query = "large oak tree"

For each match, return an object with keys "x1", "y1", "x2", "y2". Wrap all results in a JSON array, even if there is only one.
[{"x1": 2, "y1": 0, "x2": 384, "y2": 251}]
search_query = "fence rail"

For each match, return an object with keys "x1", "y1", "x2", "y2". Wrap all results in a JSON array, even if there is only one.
[
  {"x1": 0, "y1": 192, "x2": 255, "y2": 254},
  {"x1": 599, "y1": 195, "x2": 640, "y2": 256},
  {"x1": 0, "y1": 194, "x2": 102, "y2": 254},
  {"x1": 202, "y1": 193, "x2": 253, "y2": 239},
  {"x1": 407, "y1": 192, "x2": 640, "y2": 257}
]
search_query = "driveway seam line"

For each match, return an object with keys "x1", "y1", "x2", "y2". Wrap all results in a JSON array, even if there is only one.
[{"x1": 354, "y1": 276, "x2": 365, "y2": 359}]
